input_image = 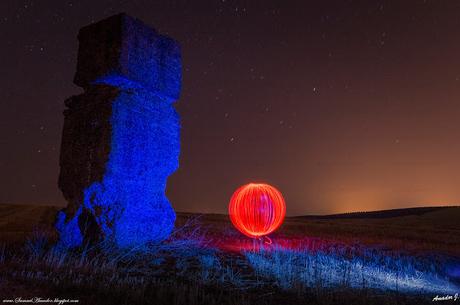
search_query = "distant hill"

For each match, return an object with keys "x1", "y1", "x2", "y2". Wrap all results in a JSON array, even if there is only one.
[
  {"x1": 294, "y1": 206, "x2": 458, "y2": 219},
  {"x1": 0, "y1": 203, "x2": 459, "y2": 255},
  {"x1": 0, "y1": 203, "x2": 60, "y2": 241}
]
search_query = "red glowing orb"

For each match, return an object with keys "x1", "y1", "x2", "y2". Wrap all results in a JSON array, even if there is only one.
[{"x1": 228, "y1": 183, "x2": 286, "y2": 238}]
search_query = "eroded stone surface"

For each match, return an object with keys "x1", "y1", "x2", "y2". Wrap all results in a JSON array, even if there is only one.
[
  {"x1": 74, "y1": 13, "x2": 181, "y2": 99},
  {"x1": 56, "y1": 13, "x2": 181, "y2": 249}
]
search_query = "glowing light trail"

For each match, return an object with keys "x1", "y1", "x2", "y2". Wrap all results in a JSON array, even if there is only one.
[{"x1": 229, "y1": 183, "x2": 286, "y2": 238}]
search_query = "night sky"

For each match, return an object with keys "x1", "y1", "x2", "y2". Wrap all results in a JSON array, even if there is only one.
[{"x1": 1, "y1": 1, "x2": 460, "y2": 215}]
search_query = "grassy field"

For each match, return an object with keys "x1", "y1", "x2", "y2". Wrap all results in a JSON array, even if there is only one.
[
  {"x1": 176, "y1": 206, "x2": 460, "y2": 256},
  {"x1": 0, "y1": 203, "x2": 459, "y2": 305}
]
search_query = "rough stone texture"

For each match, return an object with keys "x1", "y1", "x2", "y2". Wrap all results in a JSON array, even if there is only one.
[
  {"x1": 74, "y1": 13, "x2": 181, "y2": 99},
  {"x1": 56, "y1": 13, "x2": 181, "y2": 249}
]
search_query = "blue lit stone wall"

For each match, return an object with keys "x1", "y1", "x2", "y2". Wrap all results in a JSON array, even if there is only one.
[{"x1": 56, "y1": 13, "x2": 181, "y2": 249}]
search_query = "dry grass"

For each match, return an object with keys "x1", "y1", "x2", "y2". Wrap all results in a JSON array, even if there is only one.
[
  {"x1": 179, "y1": 207, "x2": 460, "y2": 256},
  {"x1": 0, "y1": 204, "x2": 458, "y2": 305}
]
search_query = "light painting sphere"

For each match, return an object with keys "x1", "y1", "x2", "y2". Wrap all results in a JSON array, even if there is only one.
[{"x1": 228, "y1": 183, "x2": 286, "y2": 238}]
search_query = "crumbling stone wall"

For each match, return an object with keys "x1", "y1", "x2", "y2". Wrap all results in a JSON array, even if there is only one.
[{"x1": 56, "y1": 13, "x2": 181, "y2": 249}]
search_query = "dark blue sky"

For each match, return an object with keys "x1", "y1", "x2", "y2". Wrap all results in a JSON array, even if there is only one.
[{"x1": 1, "y1": 0, "x2": 460, "y2": 215}]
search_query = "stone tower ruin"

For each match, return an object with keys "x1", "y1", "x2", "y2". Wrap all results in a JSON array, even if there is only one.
[{"x1": 56, "y1": 13, "x2": 181, "y2": 249}]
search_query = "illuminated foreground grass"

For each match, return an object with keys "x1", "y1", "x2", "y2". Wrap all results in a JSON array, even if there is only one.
[
  {"x1": 0, "y1": 220, "x2": 458, "y2": 305},
  {"x1": 244, "y1": 246, "x2": 458, "y2": 294}
]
